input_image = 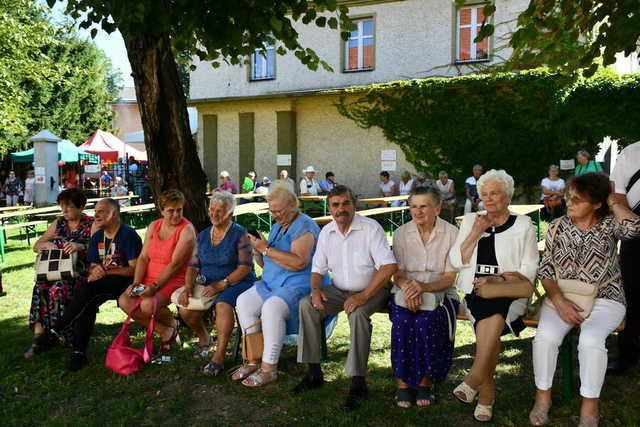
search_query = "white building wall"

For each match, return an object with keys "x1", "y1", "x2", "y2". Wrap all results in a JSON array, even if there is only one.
[{"x1": 190, "y1": 0, "x2": 528, "y2": 101}]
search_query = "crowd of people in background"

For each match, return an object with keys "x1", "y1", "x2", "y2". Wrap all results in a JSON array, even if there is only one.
[{"x1": 18, "y1": 144, "x2": 640, "y2": 426}]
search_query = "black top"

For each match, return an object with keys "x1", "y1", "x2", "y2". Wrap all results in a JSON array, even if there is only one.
[{"x1": 474, "y1": 215, "x2": 517, "y2": 278}]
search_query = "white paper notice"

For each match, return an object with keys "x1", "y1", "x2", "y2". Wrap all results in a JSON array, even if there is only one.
[
  {"x1": 84, "y1": 164, "x2": 100, "y2": 173},
  {"x1": 277, "y1": 154, "x2": 292, "y2": 166},
  {"x1": 381, "y1": 161, "x2": 397, "y2": 171},
  {"x1": 35, "y1": 176, "x2": 46, "y2": 184},
  {"x1": 35, "y1": 167, "x2": 45, "y2": 177},
  {"x1": 381, "y1": 150, "x2": 396, "y2": 161},
  {"x1": 560, "y1": 159, "x2": 575, "y2": 170}
]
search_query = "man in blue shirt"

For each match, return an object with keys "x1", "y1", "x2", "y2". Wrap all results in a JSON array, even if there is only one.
[
  {"x1": 319, "y1": 171, "x2": 337, "y2": 195},
  {"x1": 55, "y1": 198, "x2": 142, "y2": 372}
]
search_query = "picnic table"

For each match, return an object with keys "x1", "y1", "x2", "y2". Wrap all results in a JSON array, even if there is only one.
[
  {"x1": 359, "y1": 195, "x2": 409, "y2": 205},
  {"x1": 86, "y1": 194, "x2": 138, "y2": 203},
  {"x1": 313, "y1": 206, "x2": 409, "y2": 232},
  {"x1": 0, "y1": 205, "x2": 30, "y2": 213},
  {"x1": 455, "y1": 204, "x2": 544, "y2": 240},
  {"x1": 233, "y1": 202, "x2": 270, "y2": 229},
  {"x1": 233, "y1": 193, "x2": 265, "y2": 201},
  {"x1": 299, "y1": 195, "x2": 327, "y2": 215}
]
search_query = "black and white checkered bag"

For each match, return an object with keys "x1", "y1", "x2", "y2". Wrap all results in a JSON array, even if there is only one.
[{"x1": 35, "y1": 249, "x2": 78, "y2": 282}]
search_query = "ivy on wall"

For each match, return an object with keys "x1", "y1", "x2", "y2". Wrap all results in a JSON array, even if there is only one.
[{"x1": 335, "y1": 69, "x2": 640, "y2": 196}]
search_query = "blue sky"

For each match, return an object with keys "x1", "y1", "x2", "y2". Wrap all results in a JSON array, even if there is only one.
[{"x1": 43, "y1": 0, "x2": 133, "y2": 87}]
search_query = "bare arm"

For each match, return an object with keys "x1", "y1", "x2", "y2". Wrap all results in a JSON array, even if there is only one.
[
  {"x1": 250, "y1": 232, "x2": 314, "y2": 272},
  {"x1": 105, "y1": 258, "x2": 137, "y2": 277},
  {"x1": 33, "y1": 220, "x2": 58, "y2": 252},
  {"x1": 459, "y1": 215, "x2": 489, "y2": 265},
  {"x1": 132, "y1": 229, "x2": 152, "y2": 285}
]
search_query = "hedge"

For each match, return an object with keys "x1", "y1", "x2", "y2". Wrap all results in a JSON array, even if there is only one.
[{"x1": 334, "y1": 68, "x2": 640, "y2": 197}]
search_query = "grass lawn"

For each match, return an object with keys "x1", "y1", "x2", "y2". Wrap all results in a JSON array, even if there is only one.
[{"x1": 1, "y1": 225, "x2": 639, "y2": 427}]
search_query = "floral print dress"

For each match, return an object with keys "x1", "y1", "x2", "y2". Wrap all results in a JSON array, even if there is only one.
[{"x1": 28, "y1": 214, "x2": 93, "y2": 344}]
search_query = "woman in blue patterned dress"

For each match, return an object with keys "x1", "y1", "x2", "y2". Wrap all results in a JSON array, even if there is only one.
[
  {"x1": 25, "y1": 189, "x2": 94, "y2": 357},
  {"x1": 232, "y1": 184, "x2": 328, "y2": 387},
  {"x1": 176, "y1": 191, "x2": 255, "y2": 375}
]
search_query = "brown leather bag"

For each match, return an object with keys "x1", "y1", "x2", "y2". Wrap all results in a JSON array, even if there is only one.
[{"x1": 242, "y1": 320, "x2": 264, "y2": 361}]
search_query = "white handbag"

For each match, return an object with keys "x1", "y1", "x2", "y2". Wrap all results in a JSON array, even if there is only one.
[
  {"x1": 171, "y1": 285, "x2": 214, "y2": 311},
  {"x1": 35, "y1": 248, "x2": 78, "y2": 282}
]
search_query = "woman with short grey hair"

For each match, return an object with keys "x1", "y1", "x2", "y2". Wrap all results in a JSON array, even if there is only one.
[
  {"x1": 176, "y1": 191, "x2": 255, "y2": 374},
  {"x1": 574, "y1": 150, "x2": 603, "y2": 176},
  {"x1": 450, "y1": 169, "x2": 538, "y2": 422}
]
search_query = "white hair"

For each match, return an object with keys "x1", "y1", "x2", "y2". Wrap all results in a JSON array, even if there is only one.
[
  {"x1": 219, "y1": 170, "x2": 230, "y2": 178},
  {"x1": 209, "y1": 191, "x2": 236, "y2": 215},
  {"x1": 477, "y1": 169, "x2": 514, "y2": 198}
]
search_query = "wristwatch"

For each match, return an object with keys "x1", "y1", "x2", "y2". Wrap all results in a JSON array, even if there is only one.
[{"x1": 223, "y1": 278, "x2": 231, "y2": 287}]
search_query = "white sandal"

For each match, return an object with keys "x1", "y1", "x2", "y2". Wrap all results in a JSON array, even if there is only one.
[
  {"x1": 474, "y1": 402, "x2": 494, "y2": 423},
  {"x1": 452, "y1": 381, "x2": 478, "y2": 404},
  {"x1": 230, "y1": 363, "x2": 259, "y2": 381}
]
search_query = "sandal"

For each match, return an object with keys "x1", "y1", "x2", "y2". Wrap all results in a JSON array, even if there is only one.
[
  {"x1": 453, "y1": 381, "x2": 478, "y2": 404},
  {"x1": 416, "y1": 385, "x2": 436, "y2": 407},
  {"x1": 202, "y1": 361, "x2": 224, "y2": 376},
  {"x1": 394, "y1": 388, "x2": 415, "y2": 408},
  {"x1": 241, "y1": 368, "x2": 278, "y2": 387},
  {"x1": 529, "y1": 405, "x2": 550, "y2": 426},
  {"x1": 193, "y1": 336, "x2": 213, "y2": 359},
  {"x1": 159, "y1": 327, "x2": 180, "y2": 354},
  {"x1": 474, "y1": 402, "x2": 494, "y2": 423},
  {"x1": 23, "y1": 334, "x2": 52, "y2": 359},
  {"x1": 230, "y1": 363, "x2": 259, "y2": 381}
]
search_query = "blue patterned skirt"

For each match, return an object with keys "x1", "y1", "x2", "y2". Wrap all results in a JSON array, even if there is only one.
[{"x1": 389, "y1": 298, "x2": 457, "y2": 388}]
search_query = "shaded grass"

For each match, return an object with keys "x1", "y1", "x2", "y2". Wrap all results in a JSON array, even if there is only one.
[{"x1": 1, "y1": 226, "x2": 639, "y2": 426}]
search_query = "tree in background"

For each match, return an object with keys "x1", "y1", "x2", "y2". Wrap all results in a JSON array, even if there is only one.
[
  {"x1": 55, "y1": 0, "x2": 352, "y2": 228},
  {"x1": 470, "y1": 0, "x2": 639, "y2": 76},
  {"x1": 0, "y1": 0, "x2": 120, "y2": 154}
]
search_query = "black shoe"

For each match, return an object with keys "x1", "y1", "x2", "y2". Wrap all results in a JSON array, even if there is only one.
[
  {"x1": 292, "y1": 374, "x2": 325, "y2": 394},
  {"x1": 607, "y1": 358, "x2": 637, "y2": 375},
  {"x1": 344, "y1": 385, "x2": 368, "y2": 411},
  {"x1": 65, "y1": 351, "x2": 88, "y2": 373}
]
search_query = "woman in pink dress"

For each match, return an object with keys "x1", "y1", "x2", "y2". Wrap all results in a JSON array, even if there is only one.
[{"x1": 118, "y1": 190, "x2": 196, "y2": 353}]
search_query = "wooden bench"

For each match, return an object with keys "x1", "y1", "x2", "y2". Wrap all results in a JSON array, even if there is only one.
[{"x1": 0, "y1": 220, "x2": 48, "y2": 262}]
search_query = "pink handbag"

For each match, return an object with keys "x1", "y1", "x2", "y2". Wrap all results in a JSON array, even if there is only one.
[{"x1": 105, "y1": 296, "x2": 157, "y2": 376}]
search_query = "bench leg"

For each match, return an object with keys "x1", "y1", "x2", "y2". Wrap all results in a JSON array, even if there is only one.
[
  {"x1": 233, "y1": 309, "x2": 242, "y2": 362},
  {"x1": 320, "y1": 322, "x2": 327, "y2": 361},
  {"x1": 0, "y1": 232, "x2": 4, "y2": 263},
  {"x1": 560, "y1": 334, "x2": 574, "y2": 404}
]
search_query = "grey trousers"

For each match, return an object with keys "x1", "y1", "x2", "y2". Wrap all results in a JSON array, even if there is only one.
[{"x1": 297, "y1": 285, "x2": 390, "y2": 376}]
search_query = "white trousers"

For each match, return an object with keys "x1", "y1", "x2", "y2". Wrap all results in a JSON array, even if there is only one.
[
  {"x1": 464, "y1": 199, "x2": 483, "y2": 214},
  {"x1": 6, "y1": 195, "x2": 18, "y2": 206},
  {"x1": 533, "y1": 298, "x2": 625, "y2": 398},
  {"x1": 236, "y1": 285, "x2": 290, "y2": 365}
]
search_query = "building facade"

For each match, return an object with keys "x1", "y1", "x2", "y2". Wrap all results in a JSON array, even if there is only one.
[{"x1": 189, "y1": 0, "x2": 528, "y2": 196}]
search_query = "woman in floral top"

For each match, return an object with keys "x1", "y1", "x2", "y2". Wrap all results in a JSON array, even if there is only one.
[
  {"x1": 530, "y1": 173, "x2": 640, "y2": 427},
  {"x1": 25, "y1": 189, "x2": 94, "y2": 358}
]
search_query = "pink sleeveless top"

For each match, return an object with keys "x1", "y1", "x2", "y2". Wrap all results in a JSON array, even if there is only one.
[{"x1": 143, "y1": 218, "x2": 191, "y2": 296}]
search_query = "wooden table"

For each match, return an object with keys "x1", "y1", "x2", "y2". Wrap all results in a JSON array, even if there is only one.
[
  {"x1": 299, "y1": 195, "x2": 327, "y2": 215},
  {"x1": 455, "y1": 204, "x2": 544, "y2": 239},
  {"x1": 233, "y1": 193, "x2": 265, "y2": 200},
  {"x1": 86, "y1": 194, "x2": 139, "y2": 203},
  {"x1": 232, "y1": 202, "x2": 270, "y2": 229},
  {"x1": 0, "y1": 205, "x2": 30, "y2": 213},
  {"x1": 359, "y1": 195, "x2": 409, "y2": 205},
  {"x1": 313, "y1": 206, "x2": 409, "y2": 231}
]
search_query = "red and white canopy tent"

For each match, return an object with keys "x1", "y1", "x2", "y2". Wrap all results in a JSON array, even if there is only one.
[{"x1": 79, "y1": 129, "x2": 147, "y2": 162}]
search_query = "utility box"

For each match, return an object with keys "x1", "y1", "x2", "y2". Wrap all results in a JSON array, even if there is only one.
[{"x1": 30, "y1": 130, "x2": 60, "y2": 206}]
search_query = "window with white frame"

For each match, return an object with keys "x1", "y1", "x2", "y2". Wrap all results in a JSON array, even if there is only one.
[
  {"x1": 456, "y1": 6, "x2": 489, "y2": 62},
  {"x1": 251, "y1": 41, "x2": 275, "y2": 80},
  {"x1": 344, "y1": 19, "x2": 374, "y2": 72}
]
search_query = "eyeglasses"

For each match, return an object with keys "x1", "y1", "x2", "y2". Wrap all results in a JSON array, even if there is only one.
[
  {"x1": 565, "y1": 194, "x2": 589, "y2": 205},
  {"x1": 269, "y1": 206, "x2": 289, "y2": 216}
]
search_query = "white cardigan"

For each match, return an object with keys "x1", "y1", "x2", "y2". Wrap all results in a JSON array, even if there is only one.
[
  {"x1": 450, "y1": 213, "x2": 539, "y2": 294},
  {"x1": 449, "y1": 213, "x2": 539, "y2": 332}
]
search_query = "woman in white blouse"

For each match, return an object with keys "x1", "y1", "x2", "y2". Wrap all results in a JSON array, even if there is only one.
[
  {"x1": 540, "y1": 165, "x2": 566, "y2": 220},
  {"x1": 390, "y1": 187, "x2": 459, "y2": 408},
  {"x1": 449, "y1": 169, "x2": 539, "y2": 422}
]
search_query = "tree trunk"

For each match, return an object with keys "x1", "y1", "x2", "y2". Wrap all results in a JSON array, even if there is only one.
[{"x1": 122, "y1": 32, "x2": 209, "y2": 230}]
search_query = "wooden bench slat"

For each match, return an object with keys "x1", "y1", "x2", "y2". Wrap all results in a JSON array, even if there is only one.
[{"x1": 0, "y1": 220, "x2": 48, "y2": 231}]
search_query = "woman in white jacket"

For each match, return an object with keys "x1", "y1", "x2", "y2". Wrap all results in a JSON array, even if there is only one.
[{"x1": 449, "y1": 169, "x2": 539, "y2": 422}]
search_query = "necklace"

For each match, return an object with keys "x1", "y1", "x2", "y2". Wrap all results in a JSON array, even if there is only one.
[{"x1": 210, "y1": 222, "x2": 232, "y2": 245}]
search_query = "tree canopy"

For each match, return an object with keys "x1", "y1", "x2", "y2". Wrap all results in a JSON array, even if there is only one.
[
  {"x1": 474, "y1": 0, "x2": 640, "y2": 76},
  {"x1": 0, "y1": 0, "x2": 120, "y2": 155},
  {"x1": 52, "y1": 0, "x2": 353, "y2": 227}
]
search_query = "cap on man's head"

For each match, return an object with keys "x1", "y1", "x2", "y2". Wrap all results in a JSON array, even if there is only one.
[
  {"x1": 303, "y1": 166, "x2": 316, "y2": 174},
  {"x1": 248, "y1": 171, "x2": 256, "y2": 178},
  {"x1": 220, "y1": 170, "x2": 230, "y2": 178},
  {"x1": 262, "y1": 177, "x2": 271, "y2": 185}
]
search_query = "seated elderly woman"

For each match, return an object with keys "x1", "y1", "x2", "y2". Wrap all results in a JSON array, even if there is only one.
[
  {"x1": 25, "y1": 188, "x2": 95, "y2": 357},
  {"x1": 176, "y1": 192, "x2": 255, "y2": 374},
  {"x1": 540, "y1": 165, "x2": 565, "y2": 221},
  {"x1": 233, "y1": 184, "x2": 326, "y2": 387},
  {"x1": 390, "y1": 187, "x2": 459, "y2": 408},
  {"x1": 530, "y1": 173, "x2": 640, "y2": 427},
  {"x1": 118, "y1": 190, "x2": 196, "y2": 353},
  {"x1": 449, "y1": 169, "x2": 539, "y2": 422}
]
